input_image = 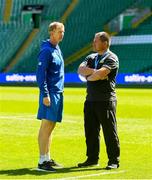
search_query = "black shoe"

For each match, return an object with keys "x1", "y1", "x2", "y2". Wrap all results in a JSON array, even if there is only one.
[
  {"x1": 37, "y1": 161, "x2": 56, "y2": 172},
  {"x1": 48, "y1": 159, "x2": 63, "y2": 168},
  {"x1": 78, "y1": 159, "x2": 99, "y2": 167},
  {"x1": 106, "y1": 163, "x2": 119, "y2": 170}
]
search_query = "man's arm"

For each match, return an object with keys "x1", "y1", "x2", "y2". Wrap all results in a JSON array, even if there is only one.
[
  {"x1": 36, "y1": 49, "x2": 51, "y2": 106},
  {"x1": 87, "y1": 67, "x2": 110, "y2": 81},
  {"x1": 36, "y1": 49, "x2": 49, "y2": 97},
  {"x1": 77, "y1": 62, "x2": 95, "y2": 76}
]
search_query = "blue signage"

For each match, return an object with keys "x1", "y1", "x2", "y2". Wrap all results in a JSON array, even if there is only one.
[
  {"x1": 117, "y1": 73, "x2": 152, "y2": 84},
  {"x1": 0, "y1": 73, "x2": 152, "y2": 85},
  {"x1": 0, "y1": 73, "x2": 36, "y2": 83}
]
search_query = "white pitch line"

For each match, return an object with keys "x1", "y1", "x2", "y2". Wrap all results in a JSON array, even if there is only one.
[
  {"x1": 0, "y1": 115, "x2": 78, "y2": 123},
  {"x1": 58, "y1": 170, "x2": 126, "y2": 180},
  {"x1": 0, "y1": 116, "x2": 34, "y2": 120}
]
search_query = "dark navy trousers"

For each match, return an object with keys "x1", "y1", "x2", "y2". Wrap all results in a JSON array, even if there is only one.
[{"x1": 84, "y1": 100, "x2": 120, "y2": 164}]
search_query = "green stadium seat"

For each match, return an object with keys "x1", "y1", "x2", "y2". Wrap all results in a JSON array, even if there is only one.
[
  {"x1": 0, "y1": 22, "x2": 33, "y2": 72},
  {"x1": 1, "y1": 0, "x2": 152, "y2": 74}
]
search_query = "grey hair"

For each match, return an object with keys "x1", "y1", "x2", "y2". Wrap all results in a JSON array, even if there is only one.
[
  {"x1": 95, "y1": 31, "x2": 111, "y2": 47},
  {"x1": 48, "y1": 22, "x2": 64, "y2": 33}
]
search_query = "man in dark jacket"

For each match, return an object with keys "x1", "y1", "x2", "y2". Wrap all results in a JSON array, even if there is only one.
[{"x1": 77, "y1": 32, "x2": 120, "y2": 170}]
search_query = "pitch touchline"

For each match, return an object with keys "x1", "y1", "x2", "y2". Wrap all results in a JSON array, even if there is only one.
[
  {"x1": 0, "y1": 115, "x2": 78, "y2": 123},
  {"x1": 57, "y1": 170, "x2": 126, "y2": 180}
]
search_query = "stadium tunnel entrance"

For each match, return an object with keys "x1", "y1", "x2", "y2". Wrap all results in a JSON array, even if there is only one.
[{"x1": 22, "y1": 5, "x2": 44, "y2": 28}]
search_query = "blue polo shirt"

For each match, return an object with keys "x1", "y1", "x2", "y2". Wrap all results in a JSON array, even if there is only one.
[{"x1": 36, "y1": 39, "x2": 64, "y2": 97}]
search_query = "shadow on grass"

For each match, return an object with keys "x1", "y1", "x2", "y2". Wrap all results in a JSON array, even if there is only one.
[{"x1": 0, "y1": 166, "x2": 105, "y2": 176}]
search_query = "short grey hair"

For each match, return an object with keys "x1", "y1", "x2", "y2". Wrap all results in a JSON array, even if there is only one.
[
  {"x1": 48, "y1": 22, "x2": 64, "y2": 33},
  {"x1": 95, "y1": 31, "x2": 111, "y2": 47}
]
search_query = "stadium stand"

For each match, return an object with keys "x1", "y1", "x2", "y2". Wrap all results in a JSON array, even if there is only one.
[
  {"x1": 0, "y1": 0, "x2": 5, "y2": 21},
  {"x1": 0, "y1": 0, "x2": 152, "y2": 75},
  {"x1": 0, "y1": 22, "x2": 33, "y2": 72},
  {"x1": 63, "y1": 0, "x2": 152, "y2": 73},
  {"x1": 118, "y1": 16, "x2": 152, "y2": 35},
  {"x1": 1, "y1": 0, "x2": 71, "y2": 72},
  {"x1": 9, "y1": 21, "x2": 48, "y2": 73},
  {"x1": 3, "y1": 0, "x2": 12, "y2": 22},
  {"x1": 135, "y1": 0, "x2": 152, "y2": 8},
  {"x1": 10, "y1": 0, "x2": 71, "y2": 22},
  {"x1": 111, "y1": 44, "x2": 152, "y2": 73},
  {"x1": 109, "y1": 0, "x2": 152, "y2": 74},
  {"x1": 61, "y1": 0, "x2": 136, "y2": 59}
]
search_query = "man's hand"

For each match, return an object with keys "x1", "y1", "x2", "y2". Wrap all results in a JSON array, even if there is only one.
[
  {"x1": 86, "y1": 67, "x2": 110, "y2": 81},
  {"x1": 87, "y1": 75, "x2": 108, "y2": 81},
  {"x1": 78, "y1": 62, "x2": 95, "y2": 76},
  {"x1": 43, "y1": 96, "x2": 51, "y2": 106}
]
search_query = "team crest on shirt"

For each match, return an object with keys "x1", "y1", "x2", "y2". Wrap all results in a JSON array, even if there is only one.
[
  {"x1": 53, "y1": 54, "x2": 59, "y2": 60},
  {"x1": 99, "y1": 53, "x2": 111, "y2": 64},
  {"x1": 99, "y1": 60, "x2": 104, "y2": 64}
]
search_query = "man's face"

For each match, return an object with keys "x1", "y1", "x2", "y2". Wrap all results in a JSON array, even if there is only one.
[
  {"x1": 52, "y1": 26, "x2": 65, "y2": 43},
  {"x1": 93, "y1": 35, "x2": 106, "y2": 52}
]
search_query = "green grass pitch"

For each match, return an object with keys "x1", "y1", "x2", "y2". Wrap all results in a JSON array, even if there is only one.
[{"x1": 0, "y1": 86, "x2": 151, "y2": 179}]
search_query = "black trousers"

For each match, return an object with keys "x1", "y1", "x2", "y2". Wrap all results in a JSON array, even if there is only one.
[{"x1": 84, "y1": 100, "x2": 120, "y2": 164}]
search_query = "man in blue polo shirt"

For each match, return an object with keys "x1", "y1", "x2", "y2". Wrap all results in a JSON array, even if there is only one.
[{"x1": 36, "y1": 22, "x2": 65, "y2": 172}]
